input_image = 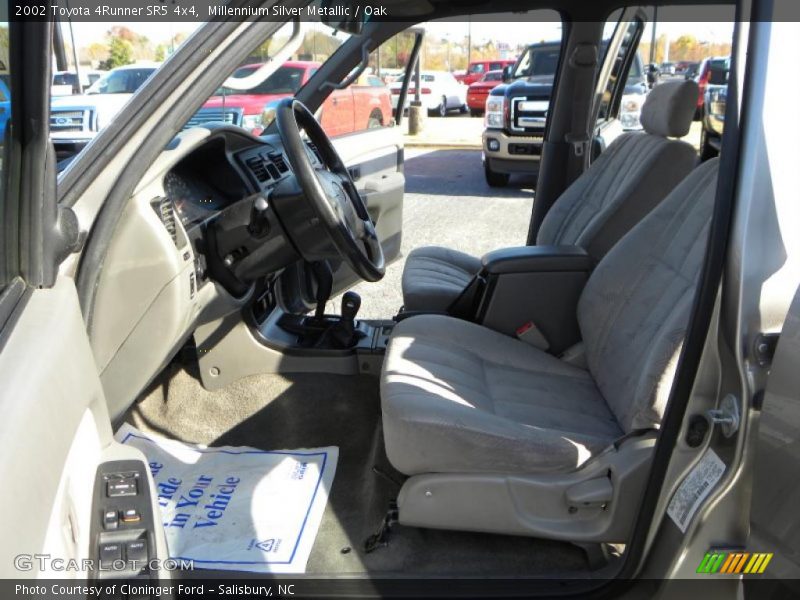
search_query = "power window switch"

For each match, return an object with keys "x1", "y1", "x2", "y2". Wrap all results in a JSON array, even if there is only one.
[
  {"x1": 99, "y1": 543, "x2": 123, "y2": 568},
  {"x1": 103, "y1": 510, "x2": 119, "y2": 530},
  {"x1": 126, "y1": 540, "x2": 148, "y2": 565},
  {"x1": 121, "y1": 508, "x2": 141, "y2": 524}
]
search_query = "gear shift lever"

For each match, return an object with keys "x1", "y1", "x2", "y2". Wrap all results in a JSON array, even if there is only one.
[
  {"x1": 330, "y1": 291, "x2": 362, "y2": 348},
  {"x1": 341, "y1": 291, "x2": 361, "y2": 325}
]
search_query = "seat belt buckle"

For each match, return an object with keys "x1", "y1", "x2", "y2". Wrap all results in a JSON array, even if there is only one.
[
  {"x1": 565, "y1": 133, "x2": 590, "y2": 157},
  {"x1": 516, "y1": 321, "x2": 550, "y2": 351}
]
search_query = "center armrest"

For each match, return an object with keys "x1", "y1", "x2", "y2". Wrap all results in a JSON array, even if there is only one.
[
  {"x1": 481, "y1": 246, "x2": 593, "y2": 275},
  {"x1": 465, "y1": 246, "x2": 593, "y2": 355}
]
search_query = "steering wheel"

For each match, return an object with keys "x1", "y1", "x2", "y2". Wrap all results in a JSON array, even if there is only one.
[{"x1": 275, "y1": 98, "x2": 385, "y2": 282}]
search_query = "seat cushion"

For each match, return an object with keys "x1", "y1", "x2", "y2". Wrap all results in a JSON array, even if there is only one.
[
  {"x1": 401, "y1": 247, "x2": 482, "y2": 312},
  {"x1": 381, "y1": 315, "x2": 623, "y2": 475}
]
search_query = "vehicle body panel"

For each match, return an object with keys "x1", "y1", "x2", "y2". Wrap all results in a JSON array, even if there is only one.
[
  {"x1": 456, "y1": 58, "x2": 517, "y2": 85},
  {"x1": 467, "y1": 70, "x2": 504, "y2": 112}
]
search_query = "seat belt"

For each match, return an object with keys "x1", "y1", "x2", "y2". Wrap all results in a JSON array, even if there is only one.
[{"x1": 564, "y1": 43, "x2": 599, "y2": 185}]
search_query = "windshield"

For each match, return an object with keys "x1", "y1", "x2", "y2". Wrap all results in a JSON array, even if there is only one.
[
  {"x1": 214, "y1": 65, "x2": 309, "y2": 96},
  {"x1": 512, "y1": 45, "x2": 560, "y2": 79},
  {"x1": 87, "y1": 68, "x2": 156, "y2": 95}
]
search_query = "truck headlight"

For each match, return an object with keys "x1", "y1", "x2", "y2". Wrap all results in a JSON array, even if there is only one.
[
  {"x1": 485, "y1": 96, "x2": 505, "y2": 129},
  {"x1": 619, "y1": 93, "x2": 644, "y2": 130}
]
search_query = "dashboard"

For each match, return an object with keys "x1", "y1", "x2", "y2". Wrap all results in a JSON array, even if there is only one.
[
  {"x1": 151, "y1": 129, "x2": 325, "y2": 300},
  {"x1": 93, "y1": 124, "x2": 335, "y2": 420}
]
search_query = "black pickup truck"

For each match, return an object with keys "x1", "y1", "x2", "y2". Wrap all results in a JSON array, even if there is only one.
[{"x1": 482, "y1": 41, "x2": 647, "y2": 186}]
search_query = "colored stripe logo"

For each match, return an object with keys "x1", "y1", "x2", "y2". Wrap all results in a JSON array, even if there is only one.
[{"x1": 697, "y1": 551, "x2": 773, "y2": 574}]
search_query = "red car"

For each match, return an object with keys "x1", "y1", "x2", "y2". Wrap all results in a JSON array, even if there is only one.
[
  {"x1": 193, "y1": 60, "x2": 392, "y2": 137},
  {"x1": 456, "y1": 59, "x2": 517, "y2": 86},
  {"x1": 466, "y1": 70, "x2": 505, "y2": 116}
]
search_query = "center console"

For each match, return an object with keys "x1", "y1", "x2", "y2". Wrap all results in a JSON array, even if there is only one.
[{"x1": 449, "y1": 245, "x2": 593, "y2": 354}]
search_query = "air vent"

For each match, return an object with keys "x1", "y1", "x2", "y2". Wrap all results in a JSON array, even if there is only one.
[
  {"x1": 245, "y1": 156, "x2": 270, "y2": 183},
  {"x1": 156, "y1": 197, "x2": 178, "y2": 245},
  {"x1": 268, "y1": 152, "x2": 289, "y2": 173}
]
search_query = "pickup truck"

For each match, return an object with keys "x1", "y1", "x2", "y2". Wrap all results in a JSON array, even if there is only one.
[
  {"x1": 50, "y1": 63, "x2": 160, "y2": 161},
  {"x1": 482, "y1": 41, "x2": 647, "y2": 186},
  {"x1": 189, "y1": 60, "x2": 393, "y2": 137}
]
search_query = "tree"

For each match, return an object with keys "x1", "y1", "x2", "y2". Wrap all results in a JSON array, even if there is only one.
[
  {"x1": 82, "y1": 42, "x2": 109, "y2": 65},
  {"x1": 672, "y1": 34, "x2": 699, "y2": 61},
  {"x1": 99, "y1": 37, "x2": 134, "y2": 70}
]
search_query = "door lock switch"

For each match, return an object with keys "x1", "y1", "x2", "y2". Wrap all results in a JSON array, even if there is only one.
[{"x1": 103, "y1": 510, "x2": 119, "y2": 530}]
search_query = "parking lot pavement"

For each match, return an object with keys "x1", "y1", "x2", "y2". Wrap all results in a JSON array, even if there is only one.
[
  {"x1": 401, "y1": 112, "x2": 702, "y2": 150},
  {"x1": 402, "y1": 113, "x2": 483, "y2": 148},
  {"x1": 343, "y1": 148, "x2": 536, "y2": 319}
]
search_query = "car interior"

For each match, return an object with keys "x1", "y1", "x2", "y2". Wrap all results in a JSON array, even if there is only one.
[{"x1": 18, "y1": 0, "x2": 757, "y2": 585}]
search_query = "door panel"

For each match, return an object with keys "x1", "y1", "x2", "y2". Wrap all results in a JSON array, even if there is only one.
[
  {"x1": 0, "y1": 280, "x2": 169, "y2": 577},
  {"x1": 329, "y1": 125, "x2": 405, "y2": 293},
  {"x1": 749, "y1": 286, "x2": 800, "y2": 584}
]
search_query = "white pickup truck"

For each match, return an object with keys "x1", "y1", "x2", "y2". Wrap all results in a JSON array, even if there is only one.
[{"x1": 50, "y1": 63, "x2": 159, "y2": 161}]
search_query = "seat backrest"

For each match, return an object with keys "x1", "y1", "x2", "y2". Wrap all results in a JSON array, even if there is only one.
[
  {"x1": 536, "y1": 80, "x2": 700, "y2": 260},
  {"x1": 577, "y1": 158, "x2": 719, "y2": 433}
]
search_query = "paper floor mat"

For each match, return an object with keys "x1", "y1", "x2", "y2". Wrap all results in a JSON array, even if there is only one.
[{"x1": 115, "y1": 423, "x2": 338, "y2": 573}]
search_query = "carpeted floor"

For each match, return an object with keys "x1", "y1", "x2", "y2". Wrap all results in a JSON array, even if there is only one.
[{"x1": 125, "y1": 363, "x2": 589, "y2": 576}]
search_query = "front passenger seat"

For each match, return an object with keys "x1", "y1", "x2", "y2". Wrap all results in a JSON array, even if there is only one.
[
  {"x1": 381, "y1": 159, "x2": 719, "y2": 539},
  {"x1": 401, "y1": 79, "x2": 699, "y2": 312}
]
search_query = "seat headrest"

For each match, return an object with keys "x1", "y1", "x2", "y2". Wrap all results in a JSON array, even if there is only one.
[{"x1": 640, "y1": 80, "x2": 699, "y2": 138}]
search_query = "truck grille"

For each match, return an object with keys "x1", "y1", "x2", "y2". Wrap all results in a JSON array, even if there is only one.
[
  {"x1": 184, "y1": 108, "x2": 243, "y2": 129},
  {"x1": 510, "y1": 97, "x2": 549, "y2": 133},
  {"x1": 50, "y1": 108, "x2": 95, "y2": 133}
]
